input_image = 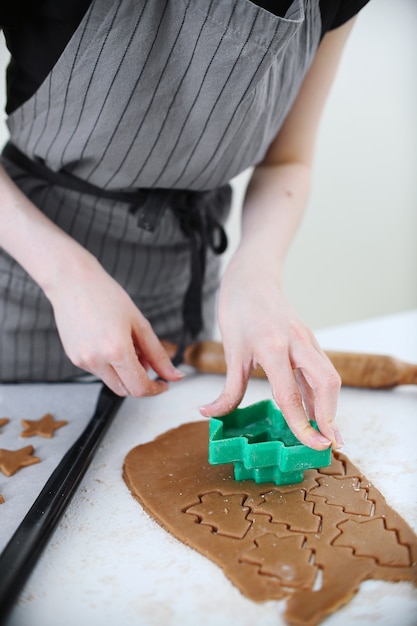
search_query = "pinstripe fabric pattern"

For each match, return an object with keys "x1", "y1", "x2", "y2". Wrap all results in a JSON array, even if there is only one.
[{"x1": 0, "y1": 0, "x2": 322, "y2": 382}]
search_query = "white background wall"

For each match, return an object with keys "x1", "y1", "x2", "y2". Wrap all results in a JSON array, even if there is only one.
[{"x1": 1, "y1": 0, "x2": 416, "y2": 331}]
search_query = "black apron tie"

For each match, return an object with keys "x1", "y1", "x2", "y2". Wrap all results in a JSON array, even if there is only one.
[
  {"x1": 170, "y1": 189, "x2": 228, "y2": 362},
  {"x1": 2, "y1": 142, "x2": 229, "y2": 365}
]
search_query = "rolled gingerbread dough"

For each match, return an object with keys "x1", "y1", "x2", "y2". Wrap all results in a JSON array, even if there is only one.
[{"x1": 123, "y1": 421, "x2": 417, "y2": 626}]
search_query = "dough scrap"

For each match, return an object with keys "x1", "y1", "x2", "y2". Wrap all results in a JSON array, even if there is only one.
[
  {"x1": 0, "y1": 417, "x2": 10, "y2": 431},
  {"x1": 0, "y1": 445, "x2": 41, "y2": 477},
  {"x1": 123, "y1": 421, "x2": 417, "y2": 626},
  {"x1": 20, "y1": 413, "x2": 68, "y2": 438}
]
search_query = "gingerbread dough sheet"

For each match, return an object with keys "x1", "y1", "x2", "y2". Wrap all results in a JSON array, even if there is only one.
[{"x1": 124, "y1": 421, "x2": 417, "y2": 626}]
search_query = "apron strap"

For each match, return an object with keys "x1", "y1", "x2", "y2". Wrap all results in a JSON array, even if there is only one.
[
  {"x1": 2, "y1": 142, "x2": 167, "y2": 232},
  {"x1": 171, "y1": 189, "x2": 228, "y2": 362}
]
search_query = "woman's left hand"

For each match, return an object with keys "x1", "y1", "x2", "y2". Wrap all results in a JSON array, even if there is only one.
[{"x1": 199, "y1": 253, "x2": 343, "y2": 451}]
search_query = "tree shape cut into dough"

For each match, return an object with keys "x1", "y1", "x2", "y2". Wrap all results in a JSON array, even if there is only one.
[
  {"x1": 253, "y1": 489, "x2": 321, "y2": 533},
  {"x1": 333, "y1": 518, "x2": 411, "y2": 567},
  {"x1": 241, "y1": 533, "x2": 317, "y2": 589},
  {"x1": 20, "y1": 413, "x2": 68, "y2": 438},
  {"x1": 185, "y1": 492, "x2": 251, "y2": 538},
  {"x1": 309, "y1": 475, "x2": 374, "y2": 516},
  {"x1": 0, "y1": 417, "x2": 10, "y2": 431},
  {"x1": 0, "y1": 445, "x2": 40, "y2": 476},
  {"x1": 317, "y1": 455, "x2": 346, "y2": 477}
]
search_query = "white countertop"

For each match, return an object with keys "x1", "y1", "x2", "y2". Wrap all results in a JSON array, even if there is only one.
[{"x1": 2, "y1": 310, "x2": 417, "y2": 626}]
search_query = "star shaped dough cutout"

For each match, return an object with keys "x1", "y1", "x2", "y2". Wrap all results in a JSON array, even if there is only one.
[
  {"x1": 20, "y1": 413, "x2": 68, "y2": 438},
  {"x1": 0, "y1": 445, "x2": 40, "y2": 476}
]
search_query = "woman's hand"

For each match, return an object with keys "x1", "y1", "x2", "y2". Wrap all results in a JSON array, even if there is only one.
[
  {"x1": 200, "y1": 255, "x2": 343, "y2": 450},
  {"x1": 47, "y1": 249, "x2": 183, "y2": 397}
]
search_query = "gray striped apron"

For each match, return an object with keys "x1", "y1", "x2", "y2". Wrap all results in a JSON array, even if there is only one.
[{"x1": 0, "y1": 0, "x2": 321, "y2": 382}]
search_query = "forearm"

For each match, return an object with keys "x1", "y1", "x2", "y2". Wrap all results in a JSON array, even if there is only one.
[
  {"x1": 231, "y1": 161, "x2": 311, "y2": 280},
  {"x1": 231, "y1": 17, "x2": 356, "y2": 279},
  {"x1": 0, "y1": 163, "x2": 94, "y2": 296}
]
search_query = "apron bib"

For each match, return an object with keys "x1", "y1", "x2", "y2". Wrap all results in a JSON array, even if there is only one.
[{"x1": 0, "y1": 0, "x2": 321, "y2": 382}]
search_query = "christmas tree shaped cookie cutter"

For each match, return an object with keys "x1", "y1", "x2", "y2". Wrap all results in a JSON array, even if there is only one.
[{"x1": 208, "y1": 399, "x2": 331, "y2": 485}]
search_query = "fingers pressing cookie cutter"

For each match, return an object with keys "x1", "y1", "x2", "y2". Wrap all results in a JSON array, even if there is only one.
[{"x1": 208, "y1": 399, "x2": 331, "y2": 485}]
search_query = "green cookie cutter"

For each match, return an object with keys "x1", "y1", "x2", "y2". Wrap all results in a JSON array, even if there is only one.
[{"x1": 208, "y1": 399, "x2": 331, "y2": 485}]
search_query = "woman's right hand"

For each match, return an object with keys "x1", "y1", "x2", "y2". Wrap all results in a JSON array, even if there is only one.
[{"x1": 47, "y1": 248, "x2": 183, "y2": 397}]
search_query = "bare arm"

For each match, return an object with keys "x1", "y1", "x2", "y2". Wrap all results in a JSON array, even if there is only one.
[
  {"x1": 200, "y1": 18, "x2": 356, "y2": 450},
  {"x1": 0, "y1": 164, "x2": 183, "y2": 395}
]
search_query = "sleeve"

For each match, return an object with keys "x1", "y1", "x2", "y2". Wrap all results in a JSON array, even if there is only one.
[
  {"x1": 1, "y1": 3, "x2": 19, "y2": 32},
  {"x1": 320, "y1": 0, "x2": 372, "y2": 37},
  {"x1": 330, "y1": 0, "x2": 372, "y2": 29}
]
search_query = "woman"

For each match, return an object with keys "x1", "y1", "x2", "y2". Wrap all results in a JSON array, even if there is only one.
[{"x1": 0, "y1": 0, "x2": 370, "y2": 449}]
